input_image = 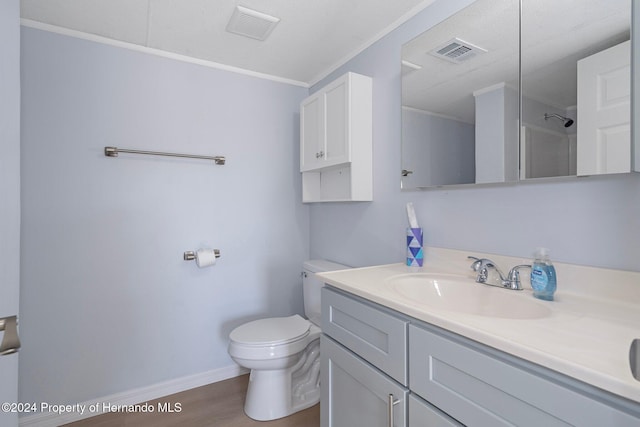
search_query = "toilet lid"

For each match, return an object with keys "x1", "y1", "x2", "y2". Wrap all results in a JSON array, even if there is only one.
[{"x1": 230, "y1": 315, "x2": 311, "y2": 346}]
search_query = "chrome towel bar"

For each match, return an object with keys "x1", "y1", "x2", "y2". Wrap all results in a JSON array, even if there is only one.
[{"x1": 104, "y1": 146, "x2": 225, "y2": 165}]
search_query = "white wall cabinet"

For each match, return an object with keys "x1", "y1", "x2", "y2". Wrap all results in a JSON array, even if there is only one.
[{"x1": 300, "y1": 72, "x2": 372, "y2": 202}]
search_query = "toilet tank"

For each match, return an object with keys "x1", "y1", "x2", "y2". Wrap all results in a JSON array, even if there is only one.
[{"x1": 303, "y1": 260, "x2": 349, "y2": 326}]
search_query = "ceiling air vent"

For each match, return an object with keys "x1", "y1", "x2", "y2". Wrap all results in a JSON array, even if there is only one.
[
  {"x1": 226, "y1": 5, "x2": 280, "y2": 41},
  {"x1": 429, "y1": 38, "x2": 487, "y2": 64}
]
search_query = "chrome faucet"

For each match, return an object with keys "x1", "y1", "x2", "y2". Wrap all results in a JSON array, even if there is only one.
[{"x1": 467, "y1": 256, "x2": 531, "y2": 290}]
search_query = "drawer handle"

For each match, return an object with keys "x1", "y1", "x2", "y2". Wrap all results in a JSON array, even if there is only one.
[{"x1": 388, "y1": 394, "x2": 400, "y2": 427}]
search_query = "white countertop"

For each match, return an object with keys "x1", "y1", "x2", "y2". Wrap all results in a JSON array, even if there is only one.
[{"x1": 317, "y1": 247, "x2": 640, "y2": 403}]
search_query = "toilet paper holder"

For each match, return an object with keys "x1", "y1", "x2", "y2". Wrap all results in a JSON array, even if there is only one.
[{"x1": 183, "y1": 249, "x2": 221, "y2": 261}]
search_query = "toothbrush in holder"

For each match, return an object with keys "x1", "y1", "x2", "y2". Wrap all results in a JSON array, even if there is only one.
[{"x1": 406, "y1": 203, "x2": 423, "y2": 267}]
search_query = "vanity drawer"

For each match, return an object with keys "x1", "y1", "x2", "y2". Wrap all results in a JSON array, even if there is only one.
[
  {"x1": 322, "y1": 286, "x2": 408, "y2": 385},
  {"x1": 409, "y1": 324, "x2": 640, "y2": 427}
]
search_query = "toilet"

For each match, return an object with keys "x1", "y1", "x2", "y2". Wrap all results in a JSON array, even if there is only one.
[{"x1": 228, "y1": 259, "x2": 349, "y2": 421}]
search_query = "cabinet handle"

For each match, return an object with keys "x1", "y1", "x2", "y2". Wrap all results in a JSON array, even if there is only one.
[{"x1": 387, "y1": 394, "x2": 399, "y2": 427}]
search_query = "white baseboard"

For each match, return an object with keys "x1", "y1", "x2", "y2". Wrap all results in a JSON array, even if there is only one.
[{"x1": 19, "y1": 365, "x2": 248, "y2": 427}]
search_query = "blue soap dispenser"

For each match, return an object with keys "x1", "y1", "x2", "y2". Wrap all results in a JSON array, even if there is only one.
[{"x1": 530, "y1": 248, "x2": 557, "y2": 301}]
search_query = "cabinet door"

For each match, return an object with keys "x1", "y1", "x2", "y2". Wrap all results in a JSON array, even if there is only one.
[
  {"x1": 409, "y1": 394, "x2": 463, "y2": 427},
  {"x1": 321, "y1": 335, "x2": 407, "y2": 427},
  {"x1": 300, "y1": 93, "x2": 323, "y2": 171},
  {"x1": 300, "y1": 73, "x2": 355, "y2": 172},
  {"x1": 323, "y1": 78, "x2": 350, "y2": 168}
]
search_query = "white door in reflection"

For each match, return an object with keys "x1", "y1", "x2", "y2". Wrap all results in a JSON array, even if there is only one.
[{"x1": 577, "y1": 40, "x2": 631, "y2": 176}]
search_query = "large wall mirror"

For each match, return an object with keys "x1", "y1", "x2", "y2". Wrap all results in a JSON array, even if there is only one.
[{"x1": 401, "y1": 0, "x2": 632, "y2": 189}]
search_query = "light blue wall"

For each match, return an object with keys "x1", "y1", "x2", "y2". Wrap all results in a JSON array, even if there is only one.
[
  {"x1": 309, "y1": 0, "x2": 640, "y2": 272},
  {"x1": 19, "y1": 27, "x2": 308, "y2": 405}
]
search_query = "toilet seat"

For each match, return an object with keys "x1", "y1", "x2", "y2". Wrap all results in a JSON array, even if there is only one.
[
  {"x1": 228, "y1": 315, "x2": 321, "y2": 362},
  {"x1": 230, "y1": 315, "x2": 310, "y2": 346}
]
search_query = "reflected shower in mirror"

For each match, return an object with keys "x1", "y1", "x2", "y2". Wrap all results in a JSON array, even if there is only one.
[{"x1": 520, "y1": 0, "x2": 630, "y2": 180}]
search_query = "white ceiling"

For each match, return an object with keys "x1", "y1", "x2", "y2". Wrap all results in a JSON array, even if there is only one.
[
  {"x1": 20, "y1": 0, "x2": 436, "y2": 86},
  {"x1": 20, "y1": 0, "x2": 631, "y2": 115}
]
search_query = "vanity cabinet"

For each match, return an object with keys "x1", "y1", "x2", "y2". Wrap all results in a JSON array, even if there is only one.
[
  {"x1": 322, "y1": 336, "x2": 408, "y2": 427},
  {"x1": 321, "y1": 286, "x2": 408, "y2": 426},
  {"x1": 300, "y1": 72, "x2": 372, "y2": 202},
  {"x1": 321, "y1": 286, "x2": 640, "y2": 427},
  {"x1": 409, "y1": 323, "x2": 640, "y2": 427}
]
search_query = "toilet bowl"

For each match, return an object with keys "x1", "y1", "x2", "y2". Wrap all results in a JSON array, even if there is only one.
[
  {"x1": 227, "y1": 260, "x2": 349, "y2": 421},
  {"x1": 229, "y1": 315, "x2": 321, "y2": 420}
]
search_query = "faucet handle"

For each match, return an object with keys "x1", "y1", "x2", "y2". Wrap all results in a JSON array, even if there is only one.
[
  {"x1": 507, "y1": 264, "x2": 532, "y2": 290},
  {"x1": 467, "y1": 256, "x2": 497, "y2": 270},
  {"x1": 467, "y1": 256, "x2": 498, "y2": 283},
  {"x1": 467, "y1": 256, "x2": 481, "y2": 271},
  {"x1": 467, "y1": 256, "x2": 494, "y2": 269}
]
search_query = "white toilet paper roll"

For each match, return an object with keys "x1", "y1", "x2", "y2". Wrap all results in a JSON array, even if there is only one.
[{"x1": 195, "y1": 248, "x2": 217, "y2": 268}]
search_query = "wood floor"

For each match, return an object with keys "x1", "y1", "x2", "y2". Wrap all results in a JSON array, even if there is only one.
[{"x1": 64, "y1": 374, "x2": 320, "y2": 427}]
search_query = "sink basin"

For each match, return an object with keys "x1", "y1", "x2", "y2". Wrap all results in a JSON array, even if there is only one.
[{"x1": 385, "y1": 273, "x2": 552, "y2": 319}]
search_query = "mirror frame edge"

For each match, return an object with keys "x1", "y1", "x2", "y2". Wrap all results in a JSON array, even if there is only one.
[{"x1": 634, "y1": 0, "x2": 639, "y2": 172}]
